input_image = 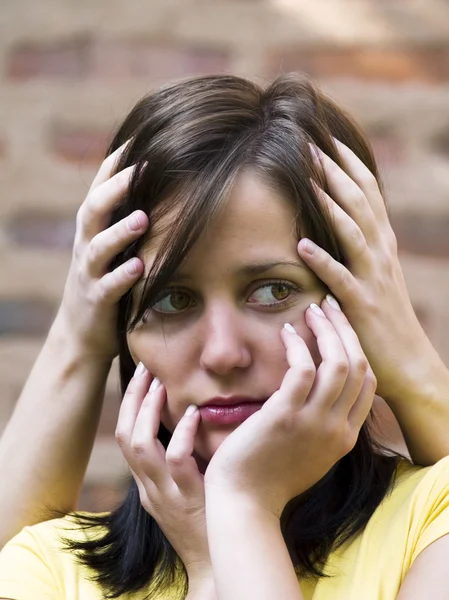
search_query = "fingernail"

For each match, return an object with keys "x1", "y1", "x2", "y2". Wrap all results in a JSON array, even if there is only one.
[
  {"x1": 185, "y1": 404, "x2": 197, "y2": 416},
  {"x1": 149, "y1": 377, "x2": 161, "y2": 392},
  {"x1": 125, "y1": 257, "x2": 139, "y2": 275},
  {"x1": 309, "y1": 143, "x2": 320, "y2": 160},
  {"x1": 310, "y1": 303, "x2": 325, "y2": 317},
  {"x1": 301, "y1": 238, "x2": 317, "y2": 255},
  {"x1": 129, "y1": 213, "x2": 143, "y2": 231},
  {"x1": 135, "y1": 361, "x2": 147, "y2": 376},
  {"x1": 326, "y1": 294, "x2": 341, "y2": 311},
  {"x1": 284, "y1": 323, "x2": 297, "y2": 334}
]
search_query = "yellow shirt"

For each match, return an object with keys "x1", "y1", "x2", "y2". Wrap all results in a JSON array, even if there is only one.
[{"x1": 1, "y1": 456, "x2": 449, "y2": 600}]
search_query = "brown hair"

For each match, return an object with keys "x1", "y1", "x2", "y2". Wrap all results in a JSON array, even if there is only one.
[{"x1": 64, "y1": 73, "x2": 398, "y2": 599}]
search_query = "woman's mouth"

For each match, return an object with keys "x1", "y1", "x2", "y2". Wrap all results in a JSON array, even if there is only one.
[{"x1": 199, "y1": 402, "x2": 265, "y2": 424}]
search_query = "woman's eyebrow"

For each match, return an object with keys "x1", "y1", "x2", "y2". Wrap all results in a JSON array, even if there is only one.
[
  {"x1": 236, "y1": 261, "x2": 309, "y2": 276},
  {"x1": 172, "y1": 261, "x2": 309, "y2": 281}
]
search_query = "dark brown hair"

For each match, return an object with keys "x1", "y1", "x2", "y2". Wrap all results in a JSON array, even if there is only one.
[{"x1": 62, "y1": 73, "x2": 400, "y2": 599}]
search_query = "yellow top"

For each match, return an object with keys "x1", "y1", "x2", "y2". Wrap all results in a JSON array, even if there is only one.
[{"x1": 1, "y1": 456, "x2": 449, "y2": 600}]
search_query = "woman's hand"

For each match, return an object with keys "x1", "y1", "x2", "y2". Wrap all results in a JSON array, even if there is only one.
[
  {"x1": 297, "y1": 140, "x2": 439, "y2": 405},
  {"x1": 204, "y1": 302, "x2": 376, "y2": 519},
  {"x1": 56, "y1": 144, "x2": 149, "y2": 361},
  {"x1": 115, "y1": 364, "x2": 212, "y2": 584}
]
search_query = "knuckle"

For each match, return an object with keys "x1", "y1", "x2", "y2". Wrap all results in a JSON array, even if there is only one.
[
  {"x1": 96, "y1": 278, "x2": 112, "y2": 304},
  {"x1": 87, "y1": 239, "x2": 101, "y2": 265},
  {"x1": 85, "y1": 188, "x2": 102, "y2": 216},
  {"x1": 353, "y1": 357, "x2": 369, "y2": 378},
  {"x1": 274, "y1": 411, "x2": 299, "y2": 436},
  {"x1": 115, "y1": 428, "x2": 128, "y2": 446},
  {"x1": 298, "y1": 363, "x2": 316, "y2": 382},
  {"x1": 165, "y1": 450, "x2": 186, "y2": 469},
  {"x1": 332, "y1": 359, "x2": 349, "y2": 378},
  {"x1": 130, "y1": 439, "x2": 147, "y2": 457}
]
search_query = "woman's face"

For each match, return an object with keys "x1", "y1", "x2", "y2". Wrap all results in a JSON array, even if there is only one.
[{"x1": 127, "y1": 170, "x2": 327, "y2": 466}]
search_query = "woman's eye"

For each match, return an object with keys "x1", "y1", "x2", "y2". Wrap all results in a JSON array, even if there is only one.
[
  {"x1": 248, "y1": 282, "x2": 297, "y2": 306},
  {"x1": 152, "y1": 290, "x2": 193, "y2": 313}
]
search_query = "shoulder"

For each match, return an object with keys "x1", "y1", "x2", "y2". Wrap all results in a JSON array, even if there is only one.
[
  {"x1": 394, "y1": 457, "x2": 449, "y2": 599},
  {"x1": 4, "y1": 511, "x2": 109, "y2": 552},
  {"x1": 386, "y1": 455, "x2": 449, "y2": 505},
  {"x1": 0, "y1": 512, "x2": 110, "y2": 599},
  {"x1": 381, "y1": 456, "x2": 449, "y2": 565}
]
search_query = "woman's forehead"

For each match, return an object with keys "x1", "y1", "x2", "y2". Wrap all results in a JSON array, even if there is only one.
[{"x1": 140, "y1": 171, "x2": 301, "y2": 273}]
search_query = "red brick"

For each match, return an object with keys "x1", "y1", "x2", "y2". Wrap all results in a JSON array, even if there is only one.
[
  {"x1": 0, "y1": 299, "x2": 56, "y2": 336},
  {"x1": 8, "y1": 211, "x2": 75, "y2": 249},
  {"x1": 7, "y1": 37, "x2": 89, "y2": 79},
  {"x1": 90, "y1": 40, "x2": 230, "y2": 79},
  {"x1": 7, "y1": 37, "x2": 230, "y2": 81},
  {"x1": 268, "y1": 47, "x2": 449, "y2": 83},
  {"x1": 49, "y1": 125, "x2": 109, "y2": 164},
  {"x1": 391, "y1": 212, "x2": 449, "y2": 257}
]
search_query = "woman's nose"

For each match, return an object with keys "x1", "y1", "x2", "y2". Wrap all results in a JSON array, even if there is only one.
[{"x1": 199, "y1": 309, "x2": 252, "y2": 376}]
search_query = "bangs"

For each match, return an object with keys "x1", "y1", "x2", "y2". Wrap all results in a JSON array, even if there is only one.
[{"x1": 113, "y1": 142, "x2": 246, "y2": 332}]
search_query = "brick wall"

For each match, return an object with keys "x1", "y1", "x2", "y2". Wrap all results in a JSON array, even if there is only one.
[{"x1": 1, "y1": 0, "x2": 449, "y2": 512}]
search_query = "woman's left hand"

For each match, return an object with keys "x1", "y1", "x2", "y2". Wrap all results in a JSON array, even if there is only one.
[
  {"x1": 204, "y1": 303, "x2": 376, "y2": 519},
  {"x1": 297, "y1": 140, "x2": 438, "y2": 405}
]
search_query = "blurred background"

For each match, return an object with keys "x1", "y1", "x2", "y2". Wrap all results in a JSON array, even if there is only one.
[{"x1": 1, "y1": 0, "x2": 449, "y2": 511}]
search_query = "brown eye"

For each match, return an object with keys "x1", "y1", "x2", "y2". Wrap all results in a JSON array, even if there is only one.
[
  {"x1": 270, "y1": 284, "x2": 290, "y2": 301},
  {"x1": 248, "y1": 281, "x2": 298, "y2": 306},
  {"x1": 170, "y1": 291, "x2": 190, "y2": 310},
  {"x1": 152, "y1": 290, "x2": 193, "y2": 313}
]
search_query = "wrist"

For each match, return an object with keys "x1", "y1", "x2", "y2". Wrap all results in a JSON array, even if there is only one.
[
  {"x1": 50, "y1": 310, "x2": 114, "y2": 369},
  {"x1": 186, "y1": 569, "x2": 216, "y2": 600},
  {"x1": 383, "y1": 338, "x2": 449, "y2": 408},
  {"x1": 205, "y1": 483, "x2": 281, "y2": 523}
]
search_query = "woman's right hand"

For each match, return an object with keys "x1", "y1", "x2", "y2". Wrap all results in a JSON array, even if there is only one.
[
  {"x1": 115, "y1": 365, "x2": 212, "y2": 585},
  {"x1": 57, "y1": 144, "x2": 149, "y2": 361}
]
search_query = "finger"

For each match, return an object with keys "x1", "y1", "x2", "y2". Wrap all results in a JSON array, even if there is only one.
[
  {"x1": 165, "y1": 404, "x2": 203, "y2": 491},
  {"x1": 130, "y1": 467, "x2": 158, "y2": 511},
  {"x1": 79, "y1": 165, "x2": 136, "y2": 241},
  {"x1": 129, "y1": 378, "x2": 168, "y2": 485},
  {"x1": 300, "y1": 304, "x2": 350, "y2": 410},
  {"x1": 97, "y1": 257, "x2": 145, "y2": 305},
  {"x1": 116, "y1": 363, "x2": 152, "y2": 453},
  {"x1": 87, "y1": 210, "x2": 149, "y2": 277},
  {"x1": 319, "y1": 296, "x2": 371, "y2": 415},
  {"x1": 89, "y1": 140, "x2": 131, "y2": 192},
  {"x1": 311, "y1": 144, "x2": 380, "y2": 245},
  {"x1": 310, "y1": 181, "x2": 372, "y2": 271},
  {"x1": 297, "y1": 238, "x2": 362, "y2": 309},
  {"x1": 332, "y1": 137, "x2": 391, "y2": 225},
  {"x1": 347, "y1": 369, "x2": 377, "y2": 430},
  {"x1": 273, "y1": 324, "x2": 316, "y2": 411}
]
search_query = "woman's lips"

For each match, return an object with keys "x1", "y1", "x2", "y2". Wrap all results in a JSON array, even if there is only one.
[{"x1": 199, "y1": 402, "x2": 265, "y2": 424}]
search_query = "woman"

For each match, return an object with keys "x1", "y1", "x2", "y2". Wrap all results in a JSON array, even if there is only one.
[{"x1": 1, "y1": 73, "x2": 449, "y2": 600}]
